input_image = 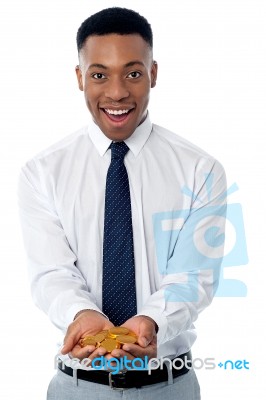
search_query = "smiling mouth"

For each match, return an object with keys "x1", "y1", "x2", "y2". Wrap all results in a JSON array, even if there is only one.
[{"x1": 101, "y1": 108, "x2": 134, "y2": 123}]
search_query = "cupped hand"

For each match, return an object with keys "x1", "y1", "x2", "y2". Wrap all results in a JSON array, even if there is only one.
[
  {"x1": 61, "y1": 310, "x2": 114, "y2": 360},
  {"x1": 110, "y1": 315, "x2": 157, "y2": 362}
]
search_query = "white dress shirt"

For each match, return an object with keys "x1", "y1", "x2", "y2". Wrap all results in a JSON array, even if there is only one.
[{"x1": 18, "y1": 114, "x2": 226, "y2": 359}]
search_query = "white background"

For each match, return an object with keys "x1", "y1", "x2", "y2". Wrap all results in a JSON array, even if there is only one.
[{"x1": 0, "y1": 0, "x2": 265, "y2": 398}]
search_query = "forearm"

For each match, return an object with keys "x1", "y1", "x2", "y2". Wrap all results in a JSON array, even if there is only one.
[
  {"x1": 29, "y1": 260, "x2": 103, "y2": 331},
  {"x1": 137, "y1": 268, "x2": 219, "y2": 346},
  {"x1": 138, "y1": 160, "x2": 227, "y2": 345},
  {"x1": 18, "y1": 163, "x2": 103, "y2": 331}
]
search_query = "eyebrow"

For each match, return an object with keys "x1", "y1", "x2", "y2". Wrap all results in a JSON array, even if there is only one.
[
  {"x1": 124, "y1": 61, "x2": 145, "y2": 68},
  {"x1": 88, "y1": 63, "x2": 108, "y2": 70},
  {"x1": 87, "y1": 61, "x2": 145, "y2": 70}
]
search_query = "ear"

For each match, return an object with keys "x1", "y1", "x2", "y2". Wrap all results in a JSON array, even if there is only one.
[
  {"x1": 150, "y1": 60, "x2": 158, "y2": 88},
  {"x1": 75, "y1": 65, "x2": 84, "y2": 91}
]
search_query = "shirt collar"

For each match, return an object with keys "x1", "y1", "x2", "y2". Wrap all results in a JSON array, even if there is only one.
[{"x1": 88, "y1": 113, "x2": 152, "y2": 157}]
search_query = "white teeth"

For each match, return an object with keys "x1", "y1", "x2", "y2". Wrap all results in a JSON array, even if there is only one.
[{"x1": 105, "y1": 109, "x2": 130, "y2": 115}]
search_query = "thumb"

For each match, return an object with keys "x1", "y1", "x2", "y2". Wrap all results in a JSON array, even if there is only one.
[
  {"x1": 138, "y1": 321, "x2": 154, "y2": 347},
  {"x1": 61, "y1": 328, "x2": 79, "y2": 355}
]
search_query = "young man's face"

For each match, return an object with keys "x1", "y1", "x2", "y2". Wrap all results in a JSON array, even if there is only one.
[{"x1": 76, "y1": 34, "x2": 157, "y2": 141}]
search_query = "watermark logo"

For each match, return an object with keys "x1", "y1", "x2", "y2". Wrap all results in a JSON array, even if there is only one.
[
  {"x1": 55, "y1": 354, "x2": 250, "y2": 374},
  {"x1": 217, "y1": 359, "x2": 249, "y2": 370},
  {"x1": 153, "y1": 175, "x2": 248, "y2": 300}
]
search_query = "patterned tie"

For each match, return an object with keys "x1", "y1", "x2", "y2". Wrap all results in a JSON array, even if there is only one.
[{"x1": 102, "y1": 141, "x2": 137, "y2": 326}]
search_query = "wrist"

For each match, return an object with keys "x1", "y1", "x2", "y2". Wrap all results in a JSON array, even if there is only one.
[
  {"x1": 73, "y1": 309, "x2": 92, "y2": 320},
  {"x1": 74, "y1": 309, "x2": 109, "y2": 321}
]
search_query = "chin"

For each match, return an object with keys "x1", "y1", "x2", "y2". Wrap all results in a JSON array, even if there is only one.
[
  {"x1": 101, "y1": 125, "x2": 135, "y2": 141},
  {"x1": 106, "y1": 132, "x2": 134, "y2": 141}
]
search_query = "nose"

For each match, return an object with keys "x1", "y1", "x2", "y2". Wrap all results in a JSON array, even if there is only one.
[{"x1": 104, "y1": 77, "x2": 130, "y2": 102}]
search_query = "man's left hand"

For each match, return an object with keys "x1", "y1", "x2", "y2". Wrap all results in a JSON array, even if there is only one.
[{"x1": 110, "y1": 315, "x2": 157, "y2": 361}]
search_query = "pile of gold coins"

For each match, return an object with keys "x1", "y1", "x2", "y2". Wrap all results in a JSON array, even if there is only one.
[{"x1": 79, "y1": 327, "x2": 138, "y2": 352}]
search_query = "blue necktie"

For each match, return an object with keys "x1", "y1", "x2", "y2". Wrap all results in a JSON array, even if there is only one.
[{"x1": 102, "y1": 141, "x2": 137, "y2": 326}]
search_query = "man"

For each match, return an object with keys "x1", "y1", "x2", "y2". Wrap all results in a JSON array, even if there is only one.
[{"x1": 18, "y1": 7, "x2": 227, "y2": 400}]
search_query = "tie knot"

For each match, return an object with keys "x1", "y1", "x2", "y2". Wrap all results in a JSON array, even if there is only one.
[{"x1": 110, "y1": 141, "x2": 129, "y2": 160}]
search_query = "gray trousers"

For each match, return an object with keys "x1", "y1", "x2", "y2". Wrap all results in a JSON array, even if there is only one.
[{"x1": 47, "y1": 368, "x2": 200, "y2": 400}]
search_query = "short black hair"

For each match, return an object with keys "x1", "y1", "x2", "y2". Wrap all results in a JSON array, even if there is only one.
[{"x1": 76, "y1": 7, "x2": 153, "y2": 52}]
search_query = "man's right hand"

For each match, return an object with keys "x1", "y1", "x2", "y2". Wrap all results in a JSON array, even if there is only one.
[{"x1": 61, "y1": 309, "x2": 114, "y2": 360}]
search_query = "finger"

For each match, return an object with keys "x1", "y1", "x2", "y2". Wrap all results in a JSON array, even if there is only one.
[
  {"x1": 123, "y1": 344, "x2": 145, "y2": 358},
  {"x1": 122, "y1": 342, "x2": 146, "y2": 354},
  {"x1": 123, "y1": 343, "x2": 156, "y2": 359},
  {"x1": 111, "y1": 349, "x2": 136, "y2": 361},
  {"x1": 85, "y1": 346, "x2": 108, "y2": 362},
  {"x1": 105, "y1": 353, "x2": 120, "y2": 361},
  {"x1": 113, "y1": 348, "x2": 153, "y2": 364},
  {"x1": 70, "y1": 344, "x2": 96, "y2": 359}
]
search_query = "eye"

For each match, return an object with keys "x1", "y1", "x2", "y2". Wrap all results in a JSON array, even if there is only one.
[
  {"x1": 127, "y1": 71, "x2": 141, "y2": 79},
  {"x1": 91, "y1": 73, "x2": 106, "y2": 80}
]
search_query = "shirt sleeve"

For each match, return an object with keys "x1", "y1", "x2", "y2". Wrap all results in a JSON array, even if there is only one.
[
  {"x1": 137, "y1": 158, "x2": 227, "y2": 346},
  {"x1": 18, "y1": 159, "x2": 106, "y2": 332}
]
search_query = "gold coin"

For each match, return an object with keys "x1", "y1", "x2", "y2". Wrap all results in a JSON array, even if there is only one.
[
  {"x1": 100, "y1": 338, "x2": 120, "y2": 352},
  {"x1": 80, "y1": 337, "x2": 97, "y2": 347},
  {"x1": 116, "y1": 335, "x2": 137, "y2": 344},
  {"x1": 128, "y1": 331, "x2": 137, "y2": 337},
  {"x1": 108, "y1": 327, "x2": 129, "y2": 337},
  {"x1": 81, "y1": 335, "x2": 95, "y2": 340},
  {"x1": 97, "y1": 330, "x2": 109, "y2": 338},
  {"x1": 94, "y1": 333, "x2": 106, "y2": 343}
]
